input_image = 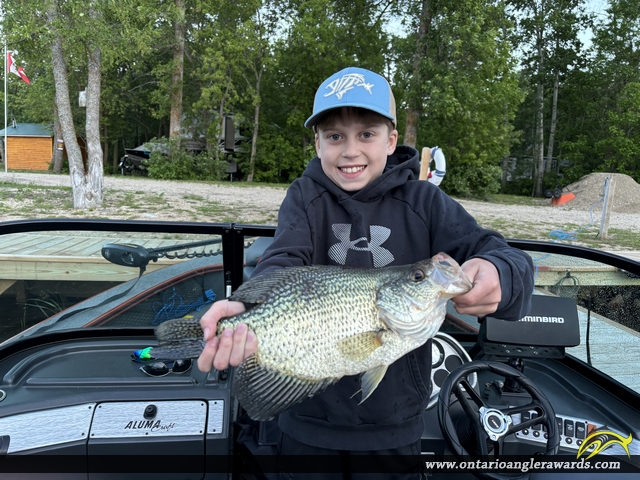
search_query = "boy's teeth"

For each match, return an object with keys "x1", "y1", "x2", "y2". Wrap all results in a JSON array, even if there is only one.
[{"x1": 340, "y1": 166, "x2": 365, "y2": 174}]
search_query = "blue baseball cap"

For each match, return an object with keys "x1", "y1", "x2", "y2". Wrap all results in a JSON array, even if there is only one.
[{"x1": 304, "y1": 67, "x2": 397, "y2": 128}]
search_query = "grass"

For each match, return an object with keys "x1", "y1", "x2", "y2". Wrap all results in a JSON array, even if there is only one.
[
  {"x1": 448, "y1": 191, "x2": 640, "y2": 251},
  {"x1": 1, "y1": 177, "x2": 638, "y2": 251},
  {"x1": 483, "y1": 193, "x2": 550, "y2": 207}
]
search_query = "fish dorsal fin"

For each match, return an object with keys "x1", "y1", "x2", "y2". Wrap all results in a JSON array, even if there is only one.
[
  {"x1": 229, "y1": 266, "x2": 326, "y2": 304},
  {"x1": 337, "y1": 331, "x2": 383, "y2": 362},
  {"x1": 234, "y1": 354, "x2": 338, "y2": 421},
  {"x1": 358, "y1": 365, "x2": 388, "y2": 404}
]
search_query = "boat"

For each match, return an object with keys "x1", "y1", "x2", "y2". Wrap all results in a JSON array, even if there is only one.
[{"x1": 0, "y1": 218, "x2": 638, "y2": 479}]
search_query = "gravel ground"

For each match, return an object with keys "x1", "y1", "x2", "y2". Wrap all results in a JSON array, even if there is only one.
[{"x1": 1, "y1": 171, "x2": 639, "y2": 249}]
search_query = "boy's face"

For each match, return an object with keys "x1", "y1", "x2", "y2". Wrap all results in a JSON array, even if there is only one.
[{"x1": 315, "y1": 114, "x2": 398, "y2": 192}]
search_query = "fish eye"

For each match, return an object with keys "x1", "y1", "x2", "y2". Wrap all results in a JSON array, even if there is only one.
[{"x1": 410, "y1": 269, "x2": 425, "y2": 282}]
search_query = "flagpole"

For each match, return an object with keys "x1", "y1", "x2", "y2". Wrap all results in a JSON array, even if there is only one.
[{"x1": 4, "y1": 41, "x2": 7, "y2": 173}]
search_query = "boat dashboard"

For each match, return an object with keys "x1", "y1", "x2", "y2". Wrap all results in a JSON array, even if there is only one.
[{"x1": 0, "y1": 220, "x2": 638, "y2": 479}]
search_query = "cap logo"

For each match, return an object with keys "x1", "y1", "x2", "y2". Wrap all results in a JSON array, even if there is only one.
[{"x1": 324, "y1": 73, "x2": 374, "y2": 100}]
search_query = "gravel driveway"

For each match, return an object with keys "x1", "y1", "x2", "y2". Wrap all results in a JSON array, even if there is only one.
[{"x1": 2, "y1": 171, "x2": 639, "y2": 249}]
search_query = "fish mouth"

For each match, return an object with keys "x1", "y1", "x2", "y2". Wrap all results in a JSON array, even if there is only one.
[
  {"x1": 441, "y1": 276, "x2": 473, "y2": 297},
  {"x1": 431, "y1": 253, "x2": 473, "y2": 296}
]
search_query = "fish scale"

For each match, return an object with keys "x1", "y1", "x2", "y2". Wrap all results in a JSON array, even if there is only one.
[{"x1": 153, "y1": 252, "x2": 472, "y2": 421}]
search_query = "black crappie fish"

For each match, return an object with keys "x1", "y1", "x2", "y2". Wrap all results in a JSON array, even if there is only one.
[{"x1": 152, "y1": 252, "x2": 472, "y2": 421}]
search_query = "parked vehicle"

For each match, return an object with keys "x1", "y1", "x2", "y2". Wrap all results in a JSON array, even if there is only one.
[{"x1": 0, "y1": 219, "x2": 638, "y2": 479}]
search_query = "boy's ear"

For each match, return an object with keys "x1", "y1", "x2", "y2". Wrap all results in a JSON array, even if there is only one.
[
  {"x1": 315, "y1": 133, "x2": 321, "y2": 156},
  {"x1": 387, "y1": 129, "x2": 399, "y2": 155}
]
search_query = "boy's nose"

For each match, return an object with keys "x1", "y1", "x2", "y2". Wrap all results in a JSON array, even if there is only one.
[{"x1": 342, "y1": 138, "x2": 360, "y2": 158}]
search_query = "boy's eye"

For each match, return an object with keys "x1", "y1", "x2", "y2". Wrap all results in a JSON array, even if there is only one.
[
  {"x1": 329, "y1": 134, "x2": 341, "y2": 141},
  {"x1": 361, "y1": 132, "x2": 373, "y2": 139}
]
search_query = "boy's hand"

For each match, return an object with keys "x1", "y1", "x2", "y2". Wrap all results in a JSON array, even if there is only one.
[
  {"x1": 452, "y1": 258, "x2": 501, "y2": 318},
  {"x1": 196, "y1": 299, "x2": 258, "y2": 373}
]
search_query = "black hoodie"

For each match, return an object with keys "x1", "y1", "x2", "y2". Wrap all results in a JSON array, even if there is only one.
[{"x1": 251, "y1": 145, "x2": 533, "y2": 450}]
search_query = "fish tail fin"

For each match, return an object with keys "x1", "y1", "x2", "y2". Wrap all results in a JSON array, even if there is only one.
[
  {"x1": 155, "y1": 318, "x2": 203, "y2": 342},
  {"x1": 149, "y1": 340, "x2": 206, "y2": 360},
  {"x1": 151, "y1": 318, "x2": 206, "y2": 359}
]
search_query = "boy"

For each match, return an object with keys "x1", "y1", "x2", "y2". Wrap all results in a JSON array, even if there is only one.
[{"x1": 197, "y1": 67, "x2": 534, "y2": 477}]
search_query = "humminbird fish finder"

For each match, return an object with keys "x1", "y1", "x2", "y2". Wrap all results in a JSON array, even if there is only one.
[{"x1": 479, "y1": 295, "x2": 580, "y2": 359}]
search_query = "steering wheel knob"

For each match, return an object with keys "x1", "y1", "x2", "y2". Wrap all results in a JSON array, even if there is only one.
[{"x1": 480, "y1": 406, "x2": 512, "y2": 441}]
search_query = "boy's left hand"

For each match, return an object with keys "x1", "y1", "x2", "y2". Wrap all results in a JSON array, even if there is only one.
[{"x1": 452, "y1": 258, "x2": 501, "y2": 318}]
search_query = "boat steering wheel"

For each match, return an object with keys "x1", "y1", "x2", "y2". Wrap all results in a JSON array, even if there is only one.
[{"x1": 437, "y1": 360, "x2": 560, "y2": 480}]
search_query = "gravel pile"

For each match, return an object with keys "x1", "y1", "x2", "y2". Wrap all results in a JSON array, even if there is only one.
[{"x1": 561, "y1": 173, "x2": 640, "y2": 214}]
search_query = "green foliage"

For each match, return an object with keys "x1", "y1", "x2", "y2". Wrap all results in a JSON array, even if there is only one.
[
  {"x1": 596, "y1": 82, "x2": 640, "y2": 179},
  {"x1": 392, "y1": 0, "x2": 523, "y2": 197},
  {"x1": 445, "y1": 164, "x2": 502, "y2": 198},
  {"x1": 3, "y1": 0, "x2": 640, "y2": 194},
  {"x1": 145, "y1": 138, "x2": 228, "y2": 181},
  {"x1": 242, "y1": 133, "x2": 307, "y2": 183}
]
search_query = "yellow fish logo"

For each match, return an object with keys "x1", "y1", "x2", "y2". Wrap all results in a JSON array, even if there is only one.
[{"x1": 576, "y1": 428, "x2": 632, "y2": 460}]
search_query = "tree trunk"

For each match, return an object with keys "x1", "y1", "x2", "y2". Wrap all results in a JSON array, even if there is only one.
[
  {"x1": 403, "y1": 0, "x2": 431, "y2": 148},
  {"x1": 169, "y1": 0, "x2": 186, "y2": 145},
  {"x1": 102, "y1": 124, "x2": 108, "y2": 167},
  {"x1": 534, "y1": 81, "x2": 545, "y2": 197},
  {"x1": 545, "y1": 70, "x2": 559, "y2": 173},
  {"x1": 73, "y1": 5, "x2": 104, "y2": 209},
  {"x1": 47, "y1": 1, "x2": 85, "y2": 206},
  {"x1": 52, "y1": 109, "x2": 64, "y2": 173},
  {"x1": 215, "y1": 90, "x2": 227, "y2": 165},
  {"x1": 113, "y1": 140, "x2": 119, "y2": 172},
  {"x1": 534, "y1": 16, "x2": 546, "y2": 198},
  {"x1": 247, "y1": 70, "x2": 262, "y2": 183},
  {"x1": 501, "y1": 155, "x2": 509, "y2": 189}
]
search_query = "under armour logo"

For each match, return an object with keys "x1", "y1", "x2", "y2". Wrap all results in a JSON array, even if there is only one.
[
  {"x1": 328, "y1": 224, "x2": 394, "y2": 267},
  {"x1": 324, "y1": 74, "x2": 374, "y2": 100}
]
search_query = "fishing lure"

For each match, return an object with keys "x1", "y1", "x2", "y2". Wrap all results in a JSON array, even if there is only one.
[{"x1": 132, "y1": 346, "x2": 154, "y2": 361}]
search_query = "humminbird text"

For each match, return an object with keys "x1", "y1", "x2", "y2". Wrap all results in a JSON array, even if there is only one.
[{"x1": 520, "y1": 316, "x2": 565, "y2": 323}]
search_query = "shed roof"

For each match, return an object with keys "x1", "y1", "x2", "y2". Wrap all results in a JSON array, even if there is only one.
[{"x1": 0, "y1": 123, "x2": 53, "y2": 137}]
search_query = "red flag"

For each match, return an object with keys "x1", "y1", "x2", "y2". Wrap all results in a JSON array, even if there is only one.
[{"x1": 7, "y1": 51, "x2": 31, "y2": 84}]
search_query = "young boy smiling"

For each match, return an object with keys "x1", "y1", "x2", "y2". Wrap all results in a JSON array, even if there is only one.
[
  {"x1": 197, "y1": 67, "x2": 534, "y2": 478},
  {"x1": 313, "y1": 107, "x2": 397, "y2": 192}
]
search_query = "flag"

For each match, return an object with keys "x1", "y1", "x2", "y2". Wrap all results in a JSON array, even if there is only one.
[{"x1": 7, "y1": 51, "x2": 31, "y2": 84}]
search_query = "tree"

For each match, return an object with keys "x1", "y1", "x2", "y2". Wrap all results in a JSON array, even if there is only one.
[
  {"x1": 47, "y1": 0, "x2": 103, "y2": 208},
  {"x1": 556, "y1": 0, "x2": 640, "y2": 183},
  {"x1": 393, "y1": 0, "x2": 523, "y2": 196},
  {"x1": 402, "y1": 0, "x2": 432, "y2": 149},
  {"x1": 169, "y1": 0, "x2": 186, "y2": 144},
  {"x1": 597, "y1": 83, "x2": 640, "y2": 176},
  {"x1": 510, "y1": 0, "x2": 592, "y2": 196}
]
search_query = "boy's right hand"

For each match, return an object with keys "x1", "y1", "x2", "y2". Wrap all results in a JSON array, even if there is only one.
[{"x1": 196, "y1": 299, "x2": 258, "y2": 373}]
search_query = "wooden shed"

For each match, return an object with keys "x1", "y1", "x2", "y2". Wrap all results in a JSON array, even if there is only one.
[{"x1": 0, "y1": 123, "x2": 53, "y2": 171}]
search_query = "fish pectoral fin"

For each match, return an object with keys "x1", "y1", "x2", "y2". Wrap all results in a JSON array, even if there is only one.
[
  {"x1": 358, "y1": 365, "x2": 389, "y2": 404},
  {"x1": 234, "y1": 354, "x2": 337, "y2": 422},
  {"x1": 337, "y1": 331, "x2": 383, "y2": 362}
]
